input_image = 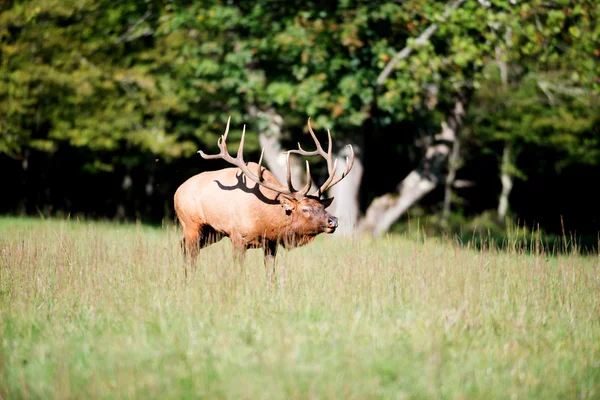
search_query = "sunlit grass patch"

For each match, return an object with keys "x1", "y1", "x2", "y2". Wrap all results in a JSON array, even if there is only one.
[{"x1": 1, "y1": 217, "x2": 599, "y2": 399}]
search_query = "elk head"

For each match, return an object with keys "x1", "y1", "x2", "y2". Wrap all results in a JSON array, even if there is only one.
[{"x1": 198, "y1": 117, "x2": 354, "y2": 236}]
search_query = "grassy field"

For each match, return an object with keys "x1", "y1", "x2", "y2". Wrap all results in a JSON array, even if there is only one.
[{"x1": 1, "y1": 217, "x2": 599, "y2": 399}]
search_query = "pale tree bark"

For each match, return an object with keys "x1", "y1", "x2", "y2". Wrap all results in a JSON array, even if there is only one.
[
  {"x1": 328, "y1": 144, "x2": 364, "y2": 237},
  {"x1": 116, "y1": 170, "x2": 132, "y2": 220},
  {"x1": 495, "y1": 30, "x2": 513, "y2": 221},
  {"x1": 364, "y1": 0, "x2": 470, "y2": 237},
  {"x1": 497, "y1": 143, "x2": 512, "y2": 220},
  {"x1": 19, "y1": 148, "x2": 30, "y2": 215},
  {"x1": 440, "y1": 133, "x2": 462, "y2": 229},
  {"x1": 359, "y1": 95, "x2": 468, "y2": 237},
  {"x1": 248, "y1": 106, "x2": 315, "y2": 191}
]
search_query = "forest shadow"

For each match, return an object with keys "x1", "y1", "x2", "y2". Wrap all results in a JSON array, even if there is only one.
[
  {"x1": 450, "y1": 231, "x2": 599, "y2": 256},
  {"x1": 2, "y1": 210, "x2": 598, "y2": 257},
  {"x1": 392, "y1": 211, "x2": 599, "y2": 257}
]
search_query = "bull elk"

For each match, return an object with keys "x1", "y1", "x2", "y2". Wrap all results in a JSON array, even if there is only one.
[{"x1": 173, "y1": 116, "x2": 354, "y2": 278}]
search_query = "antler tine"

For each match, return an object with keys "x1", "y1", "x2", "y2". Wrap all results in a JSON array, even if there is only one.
[
  {"x1": 256, "y1": 148, "x2": 265, "y2": 181},
  {"x1": 237, "y1": 124, "x2": 246, "y2": 161},
  {"x1": 288, "y1": 117, "x2": 335, "y2": 172},
  {"x1": 221, "y1": 115, "x2": 231, "y2": 155},
  {"x1": 306, "y1": 117, "x2": 326, "y2": 155},
  {"x1": 198, "y1": 116, "x2": 233, "y2": 160},
  {"x1": 310, "y1": 144, "x2": 355, "y2": 196},
  {"x1": 299, "y1": 160, "x2": 312, "y2": 197},
  {"x1": 198, "y1": 117, "x2": 308, "y2": 199},
  {"x1": 289, "y1": 118, "x2": 355, "y2": 197},
  {"x1": 326, "y1": 129, "x2": 333, "y2": 168},
  {"x1": 305, "y1": 119, "x2": 334, "y2": 171},
  {"x1": 285, "y1": 152, "x2": 313, "y2": 198},
  {"x1": 332, "y1": 146, "x2": 354, "y2": 184},
  {"x1": 285, "y1": 152, "x2": 297, "y2": 193},
  {"x1": 290, "y1": 118, "x2": 326, "y2": 156},
  {"x1": 314, "y1": 158, "x2": 338, "y2": 196},
  {"x1": 198, "y1": 116, "x2": 353, "y2": 200}
]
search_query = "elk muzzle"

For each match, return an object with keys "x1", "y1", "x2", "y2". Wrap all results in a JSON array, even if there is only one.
[{"x1": 326, "y1": 215, "x2": 338, "y2": 233}]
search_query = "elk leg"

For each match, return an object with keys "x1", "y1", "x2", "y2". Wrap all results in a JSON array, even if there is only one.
[
  {"x1": 232, "y1": 245, "x2": 246, "y2": 267},
  {"x1": 263, "y1": 241, "x2": 278, "y2": 283},
  {"x1": 181, "y1": 225, "x2": 221, "y2": 276},
  {"x1": 230, "y1": 235, "x2": 247, "y2": 267},
  {"x1": 180, "y1": 228, "x2": 198, "y2": 279}
]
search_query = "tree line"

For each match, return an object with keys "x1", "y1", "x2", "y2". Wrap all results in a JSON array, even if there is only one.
[{"x1": 1, "y1": 0, "x2": 599, "y2": 243}]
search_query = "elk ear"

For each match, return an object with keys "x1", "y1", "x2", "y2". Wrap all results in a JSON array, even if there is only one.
[
  {"x1": 279, "y1": 195, "x2": 297, "y2": 212},
  {"x1": 320, "y1": 197, "x2": 334, "y2": 209}
]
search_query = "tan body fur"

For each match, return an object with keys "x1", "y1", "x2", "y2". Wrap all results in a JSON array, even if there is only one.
[{"x1": 174, "y1": 161, "x2": 336, "y2": 273}]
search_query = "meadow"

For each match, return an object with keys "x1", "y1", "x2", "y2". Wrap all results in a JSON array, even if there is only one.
[{"x1": 0, "y1": 216, "x2": 599, "y2": 399}]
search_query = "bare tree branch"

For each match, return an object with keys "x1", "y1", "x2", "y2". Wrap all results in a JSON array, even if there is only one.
[
  {"x1": 537, "y1": 81, "x2": 555, "y2": 105},
  {"x1": 376, "y1": 0, "x2": 467, "y2": 86},
  {"x1": 114, "y1": 10, "x2": 153, "y2": 45},
  {"x1": 537, "y1": 81, "x2": 592, "y2": 100},
  {"x1": 359, "y1": 94, "x2": 469, "y2": 237}
]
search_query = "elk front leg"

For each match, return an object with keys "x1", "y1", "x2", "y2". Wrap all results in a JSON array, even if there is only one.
[
  {"x1": 230, "y1": 234, "x2": 247, "y2": 267},
  {"x1": 263, "y1": 241, "x2": 278, "y2": 283}
]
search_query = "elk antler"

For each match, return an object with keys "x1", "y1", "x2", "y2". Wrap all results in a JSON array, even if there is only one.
[
  {"x1": 287, "y1": 118, "x2": 354, "y2": 197},
  {"x1": 198, "y1": 116, "x2": 312, "y2": 200}
]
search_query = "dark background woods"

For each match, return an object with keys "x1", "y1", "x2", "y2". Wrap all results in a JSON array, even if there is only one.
[{"x1": 1, "y1": 0, "x2": 599, "y2": 245}]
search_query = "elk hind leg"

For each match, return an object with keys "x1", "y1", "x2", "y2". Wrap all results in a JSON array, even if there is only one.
[
  {"x1": 229, "y1": 234, "x2": 247, "y2": 268},
  {"x1": 183, "y1": 226, "x2": 222, "y2": 272}
]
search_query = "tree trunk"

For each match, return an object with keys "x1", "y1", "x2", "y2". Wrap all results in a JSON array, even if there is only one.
[
  {"x1": 19, "y1": 148, "x2": 30, "y2": 215},
  {"x1": 440, "y1": 133, "x2": 462, "y2": 229},
  {"x1": 145, "y1": 171, "x2": 154, "y2": 218},
  {"x1": 40, "y1": 151, "x2": 53, "y2": 217},
  {"x1": 495, "y1": 35, "x2": 513, "y2": 222},
  {"x1": 328, "y1": 144, "x2": 363, "y2": 237},
  {"x1": 359, "y1": 94, "x2": 468, "y2": 237},
  {"x1": 248, "y1": 106, "x2": 314, "y2": 191},
  {"x1": 116, "y1": 170, "x2": 132, "y2": 220},
  {"x1": 497, "y1": 142, "x2": 513, "y2": 220}
]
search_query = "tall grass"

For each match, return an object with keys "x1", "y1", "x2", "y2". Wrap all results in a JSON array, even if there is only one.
[{"x1": 1, "y1": 217, "x2": 599, "y2": 399}]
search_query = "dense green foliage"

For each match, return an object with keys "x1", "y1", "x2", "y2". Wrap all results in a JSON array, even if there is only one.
[{"x1": 1, "y1": 0, "x2": 599, "y2": 234}]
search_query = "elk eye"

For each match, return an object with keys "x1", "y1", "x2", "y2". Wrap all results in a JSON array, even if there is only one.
[{"x1": 301, "y1": 207, "x2": 311, "y2": 215}]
